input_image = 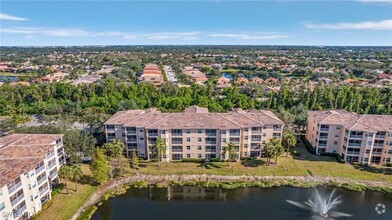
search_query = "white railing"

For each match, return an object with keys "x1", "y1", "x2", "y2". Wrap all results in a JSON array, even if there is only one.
[
  {"x1": 35, "y1": 165, "x2": 45, "y2": 175},
  {"x1": 39, "y1": 186, "x2": 49, "y2": 196},
  {"x1": 8, "y1": 181, "x2": 22, "y2": 195},
  {"x1": 13, "y1": 205, "x2": 26, "y2": 218},
  {"x1": 11, "y1": 193, "x2": 24, "y2": 207},
  {"x1": 37, "y1": 176, "x2": 47, "y2": 186}
]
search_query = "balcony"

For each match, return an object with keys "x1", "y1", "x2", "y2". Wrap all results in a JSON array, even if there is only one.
[
  {"x1": 205, "y1": 149, "x2": 216, "y2": 152},
  {"x1": 11, "y1": 193, "x2": 24, "y2": 207},
  {"x1": 46, "y1": 151, "x2": 55, "y2": 160},
  {"x1": 172, "y1": 141, "x2": 183, "y2": 144},
  {"x1": 205, "y1": 141, "x2": 216, "y2": 145},
  {"x1": 348, "y1": 143, "x2": 362, "y2": 147},
  {"x1": 320, "y1": 128, "x2": 329, "y2": 132},
  {"x1": 374, "y1": 143, "x2": 384, "y2": 147},
  {"x1": 59, "y1": 159, "x2": 65, "y2": 165},
  {"x1": 126, "y1": 129, "x2": 136, "y2": 134},
  {"x1": 375, "y1": 135, "x2": 386, "y2": 139},
  {"x1": 37, "y1": 176, "x2": 47, "y2": 186},
  {"x1": 13, "y1": 204, "x2": 26, "y2": 218},
  {"x1": 57, "y1": 150, "x2": 64, "y2": 157},
  {"x1": 346, "y1": 151, "x2": 360, "y2": 155},
  {"x1": 251, "y1": 130, "x2": 262, "y2": 134},
  {"x1": 48, "y1": 162, "x2": 56, "y2": 170},
  {"x1": 318, "y1": 144, "x2": 327, "y2": 147},
  {"x1": 205, "y1": 133, "x2": 217, "y2": 137},
  {"x1": 147, "y1": 133, "x2": 158, "y2": 137},
  {"x1": 50, "y1": 172, "x2": 58, "y2": 179},
  {"x1": 8, "y1": 181, "x2": 22, "y2": 195},
  {"x1": 273, "y1": 128, "x2": 281, "y2": 132},
  {"x1": 39, "y1": 186, "x2": 49, "y2": 196},
  {"x1": 372, "y1": 152, "x2": 382, "y2": 155},
  {"x1": 35, "y1": 165, "x2": 45, "y2": 175},
  {"x1": 349, "y1": 135, "x2": 363, "y2": 139}
]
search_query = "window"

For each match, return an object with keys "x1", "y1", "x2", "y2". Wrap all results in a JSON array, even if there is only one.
[
  {"x1": 172, "y1": 154, "x2": 183, "y2": 160},
  {"x1": 172, "y1": 146, "x2": 183, "y2": 152},
  {"x1": 107, "y1": 133, "x2": 115, "y2": 139},
  {"x1": 172, "y1": 138, "x2": 183, "y2": 144},
  {"x1": 171, "y1": 129, "x2": 182, "y2": 136},
  {"x1": 198, "y1": 137, "x2": 202, "y2": 142},
  {"x1": 336, "y1": 126, "x2": 341, "y2": 130},
  {"x1": 106, "y1": 125, "x2": 115, "y2": 130},
  {"x1": 186, "y1": 137, "x2": 191, "y2": 142},
  {"x1": 244, "y1": 136, "x2": 249, "y2": 140},
  {"x1": 262, "y1": 133, "x2": 266, "y2": 137},
  {"x1": 186, "y1": 146, "x2": 191, "y2": 150},
  {"x1": 139, "y1": 129, "x2": 143, "y2": 132},
  {"x1": 335, "y1": 135, "x2": 339, "y2": 138},
  {"x1": 244, "y1": 128, "x2": 249, "y2": 132},
  {"x1": 220, "y1": 130, "x2": 226, "y2": 134},
  {"x1": 333, "y1": 141, "x2": 338, "y2": 145},
  {"x1": 198, "y1": 154, "x2": 202, "y2": 158},
  {"x1": 244, "y1": 152, "x2": 248, "y2": 157},
  {"x1": 244, "y1": 144, "x2": 248, "y2": 148},
  {"x1": 197, "y1": 146, "x2": 202, "y2": 150},
  {"x1": 187, "y1": 154, "x2": 191, "y2": 158},
  {"x1": 0, "y1": 202, "x2": 4, "y2": 212},
  {"x1": 221, "y1": 138, "x2": 227, "y2": 143},
  {"x1": 140, "y1": 137, "x2": 144, "y2": 140},
  {"x1": 186, "y1": 129, "x2": 190, "y2": 134},
  {"x1": 198, "y1": 129, "x2": 202, "y2": 134},
  {"x1": 56, "y1": 138, "x2": 62, "y2": 144}
]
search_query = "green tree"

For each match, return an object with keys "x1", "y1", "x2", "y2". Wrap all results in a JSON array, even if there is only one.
[
  {"x1": 283, "y1": 129, "x2": 297, "y2": 157},
  {"x1": 151, "y1": 137, "x2": 166, "y2": 167},
  {"x1": 131, "y1": 150, "x2": 139, "y2": 169},
  {"x1": 59, "y1": 166, "x2": 72, "y2": 194},
  {"x1": 103, "y1": 140, "x2": 124, "y2": 179},
  {"x1": 90, "y1": 148, "x2": 109, "y2": 184},
  {"x1": 223, "y1": 142, "x2": 237, "y2": 167},
  {"x1": 70, "y1": 164, "x2": 83, "y2": 192}
]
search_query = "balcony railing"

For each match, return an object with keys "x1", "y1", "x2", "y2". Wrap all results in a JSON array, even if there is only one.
[
  {"x1": 50, "y1": 172, "x2": 58, "y2": 179},
  {"x1": 147, "y1": 133, "x2": 158, "y2": 137},
  {"x1": 349, "y1": 135, "x2": 362, "y2": 139},
  {"x1": 205, "y1": 141, "x2": 216, "y2": 145},
  {"x1": 375, "y1": 135, "x2": 386, "y2": 139},
  {"x1": 372, "y1": 152, "x2": 382, "y2": 155},
  {"x1": 172, "y1": 141, "x2": 183, "y2": 144},
  {"x1": 318, "y1": 144, "x2": 327, "y2": 147},
  {"x1": 205, "y1": 149, "x2": 216, "y2": 152},
  {"x1": 37, "y1": 176, "x2": 47, "y2": 186},
  {"x1": 13, "y1": 205, "x2": 26, "y2": 218},
  {"x1": 230, "y1": 141, "x2": 240, "y2": 144},
  {"x1": 206, "y1": 133, "x2": 217, "y2": 137},
  {"x1": 35, "y1": 165, "x2": 45, "y2": 175},
  {"x1": 172, "y1": 149, "x2": 183, "y2": 152},
  {"x1": 126, "y1": 130, "x2": 136, "y2": 134},
  {"x1": 39, "y1": 186, "x2": 49, "y2": 196},
  {"x1": 171, "y1": 133, "x2": 183, "y2": 136},
  {"x1": 320, "y1": 128, "x2": 329, "y2": 131},
  {"x1": 273, "y1": 128, "x2": 281, "y2": 131},
  {"x1": 48, "y1": 162, "x2": 56, "y2": 170},
  {"x1": 230, "y1": 133, "x2": 241, "y2": 136},
  {"x1": 348, "y1": 143, "x2": 362, "y2": 147},
  {"x1": 11, "y1": 193, "x2": 24, "y2": 207},
  {"x1": 251, "y1": 130, "x2": 262, "y2": 134},
  {"x1": 59, "y1": 159, "x2": 64, "y2": 165},
  {"x1": 46, "y1": 151, "x2": 55, "y2": 159},
  {"x1": 251, "y1": 138, "x2": 261, "y2": 142},
  {"x1": 57, "y1": 150, "x2": 64, "y2": 157},
  {"x1": 374, "y1": 143, "x2": 384, "y2": 147},
  {"x1": 346, "y1": 151, "x2": 360, "y2": 155},
  {"x1": 8, "y1": 181, "x2": 22, "y2": 195}
]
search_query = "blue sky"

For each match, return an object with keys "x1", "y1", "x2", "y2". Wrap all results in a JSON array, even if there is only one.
[{"x1": 1, "y1": 0, "x2": 391, "y2": 46}]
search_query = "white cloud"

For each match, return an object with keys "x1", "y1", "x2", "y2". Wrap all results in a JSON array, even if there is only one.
[
  {"x1": 0, "y1": 13, "x2": 28, "y2": 21},
  {"x1": 356, "y1": 0, "x2": 392, "y2": 4},
  {"x1": 0, "y1": 26, "x2": 287, "y2": 42},
  {"x1": 209, "y1": 33, "x2": 289, "y2": 40},
  {"x1": 0, "y1": 27, "x2": 90, "y2": 37},
  {"x1": 304, "y1": 20, "x2": 392, "y2": 30}
]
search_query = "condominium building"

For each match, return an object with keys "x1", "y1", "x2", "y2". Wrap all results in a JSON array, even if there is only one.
[
  {"x1": 0, "y1": 134, "x2": 65, "y2": 220},
  {"x1": 138, "y1": 64, "x2": 164, "y2": 87},
  {"x1": 104, "y1": 106, "x2": 284, "y2": 161},
  {"x1": 306, "y1": 110, "x2": 392, "y2": 165}
]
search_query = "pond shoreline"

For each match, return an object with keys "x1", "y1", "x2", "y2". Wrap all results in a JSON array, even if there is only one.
[{"x1": 72, "y1": 174, "x2": 392, "y2": 220}]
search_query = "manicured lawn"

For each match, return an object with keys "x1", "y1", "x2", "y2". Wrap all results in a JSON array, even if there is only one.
[
  {"x1": 36, "y1": 165, "x2": 98, "y2": 220},
  {"x1": 131, "y1": 144, "x2": 392, "y2": 183}
]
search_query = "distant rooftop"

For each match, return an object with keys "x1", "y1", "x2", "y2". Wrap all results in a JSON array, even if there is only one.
[{"x1": 0, "y1": 133, "x2": 63, "y2": 187}]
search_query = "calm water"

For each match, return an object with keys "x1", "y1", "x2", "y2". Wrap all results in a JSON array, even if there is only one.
[{"x1": 92, "y1": 186, "x2": 392, "y2": 220}]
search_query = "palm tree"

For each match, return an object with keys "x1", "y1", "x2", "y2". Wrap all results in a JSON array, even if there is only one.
[
  {"x1": 283, "y1": 130, "x2": 297, "y2": 157},
  {"x1": 70, "y1": 165, "x2": 83, "y2": 192},
  {"x1": 103, "y1": 140, "x2": 123, "y2": 180},
  {"x1": 264, "y1": 142, "x2": 274, "y2": 166},
  {"x1": 59, "y1": 166, "x2": 72, "y2": 194},
  {"x1": 151, "y1": 137, "x2": 166, "y2": 167},
  {"x1": 269, "y1": 138, "x2": 284, "y2": 164},
  {"x1": 223, "y1": 142, "x2": 237, "y2": 167}
]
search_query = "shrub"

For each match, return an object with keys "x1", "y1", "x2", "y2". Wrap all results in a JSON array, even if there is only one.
[
  {"x1": 292, "y1": 150, "x2": 300, "y2": 156},
  {"x1": 386, "y1": 162, "x2": 392, "y2": 167},
  {"x1": 300, "y1": 136, "x2": 316, "y2": 154},
  {"x1": 181, "y1": 158, "x2": 203, "y2": 163}
]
